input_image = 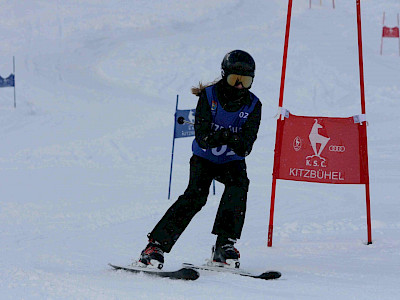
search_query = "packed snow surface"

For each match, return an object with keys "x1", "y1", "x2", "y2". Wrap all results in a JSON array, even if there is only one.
[{"x1": 0, "y1": 0, "x2": 399, "y2": 299}]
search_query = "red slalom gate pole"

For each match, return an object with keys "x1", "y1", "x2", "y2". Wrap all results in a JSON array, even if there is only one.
[
  {"x1": 356, "y1": 0, "x2": 372, "y2": 245},
  {"x1": 267, "y1": 179, "x2": 277, "y2": 247},
  {"x1": 268, "y1": 0, "x2": 293, "y2": 247},
  {"x1": 278, "y1": 0, "x2": 293, "y2": 108},
  {"x1": 380, "y1": 12, "x2": 385, "y2": 55}
]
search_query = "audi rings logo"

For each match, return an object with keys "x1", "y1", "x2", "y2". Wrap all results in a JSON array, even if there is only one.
[
  {"x1": 329, "y1": 145, "x2": 346, "y2": 152},
  {"x1": 293, "y1": 136, "x2": 302, "y2": 151}
]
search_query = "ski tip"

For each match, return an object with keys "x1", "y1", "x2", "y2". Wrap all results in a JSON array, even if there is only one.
[{"x1": 180, "y1": 268, "x2": 200, "y2": 280}]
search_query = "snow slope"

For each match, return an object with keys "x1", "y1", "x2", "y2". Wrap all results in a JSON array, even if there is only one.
[{"x1": 0, "y1": 0, "x2": 399, "y2": 299}]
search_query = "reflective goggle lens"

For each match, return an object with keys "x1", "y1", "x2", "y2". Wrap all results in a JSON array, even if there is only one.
[{"x1": 226, "y1": 74, "x2": 253, "y2": 88}]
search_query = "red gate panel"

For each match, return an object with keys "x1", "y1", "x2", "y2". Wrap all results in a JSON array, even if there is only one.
[
  {"x1": 274, "y1": 114, "x2": 366, "y2": 184},
  {"x1": 382, "y1": 26, "x2": 400, "y2": 38}
]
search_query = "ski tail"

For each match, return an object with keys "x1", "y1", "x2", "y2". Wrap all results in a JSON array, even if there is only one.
[{"x1": 183, "y1": 263, "x2": 281, "y2": 280}]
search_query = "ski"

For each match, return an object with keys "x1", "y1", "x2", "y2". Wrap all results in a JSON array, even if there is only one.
[
  {"x1": 109, "y1": 263, "x2": 199, "y2": 281},
  {"x1": 182, "y1": 262, "x2": 281, "y2": 280}
]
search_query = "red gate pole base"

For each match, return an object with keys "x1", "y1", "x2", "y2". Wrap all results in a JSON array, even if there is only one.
[
  {"x1": 267, "y1": 178, "x2": 277, "y2": 247},
  {"x1": 365, "y1": 183, "x2": 372, "y2": 245}
]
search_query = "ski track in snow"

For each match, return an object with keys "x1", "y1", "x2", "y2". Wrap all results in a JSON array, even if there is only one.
[{"x1": 0, "y1": 0, "x2": 400, "y2": 299}]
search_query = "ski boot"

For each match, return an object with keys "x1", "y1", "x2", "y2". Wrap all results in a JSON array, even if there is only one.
[
  {"x1": 137, "y1": 239, "x2": 164, "y2": 269},
  {"x1": 210, "y1": 237, "x2": 240, "y2": 269}
]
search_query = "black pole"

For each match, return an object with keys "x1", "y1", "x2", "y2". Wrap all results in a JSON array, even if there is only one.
[{"x1": 13, "y1": 56, "x2": 16, "y2": 108}]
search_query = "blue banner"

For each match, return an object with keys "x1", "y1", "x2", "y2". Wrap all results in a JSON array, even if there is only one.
[
  {"x1": 174, "y1": 109, "x2": 195, "y2": 138},
  {"x1": 0, "y1": 74, "x2": 15, "y2": 87}
]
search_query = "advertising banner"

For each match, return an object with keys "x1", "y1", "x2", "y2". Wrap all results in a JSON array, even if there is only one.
[{"x1": 174, "y1": 109, "x2": 195, "y2": 138}]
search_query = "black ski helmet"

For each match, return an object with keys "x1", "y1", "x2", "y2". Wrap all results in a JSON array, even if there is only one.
[{"x1": 221, "y1": 50, "x2": 255, "y2": 78}]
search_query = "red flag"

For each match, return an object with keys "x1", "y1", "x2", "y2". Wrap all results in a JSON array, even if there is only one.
[
  {"x1": 274, "y1": 114, "x2": 367, "y2": 184},
  {"x1": 382, "y1": 26, "x2": 400, "y2": 38}
]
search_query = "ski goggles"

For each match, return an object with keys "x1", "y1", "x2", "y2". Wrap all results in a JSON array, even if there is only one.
[{"x1": 226, "y1": 74, "x2": 253, "y2": 88}]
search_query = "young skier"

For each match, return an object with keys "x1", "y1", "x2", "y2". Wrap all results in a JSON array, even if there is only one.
[{"x1": 138, "y1": 50, "x2": 262, "y2": 269}]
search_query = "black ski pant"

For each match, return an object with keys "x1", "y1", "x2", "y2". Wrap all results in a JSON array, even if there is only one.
[{"x1": 149, "y1": 155, "x2": 250, "y2": 253}]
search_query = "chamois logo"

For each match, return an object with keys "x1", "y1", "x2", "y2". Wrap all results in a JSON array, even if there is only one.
[
  {"x1": 306, "y1": 119, "x2": 330, "y2": 167},
  {"x1": 188, "y1": 109, "x2": 195, "y2": 124}
]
